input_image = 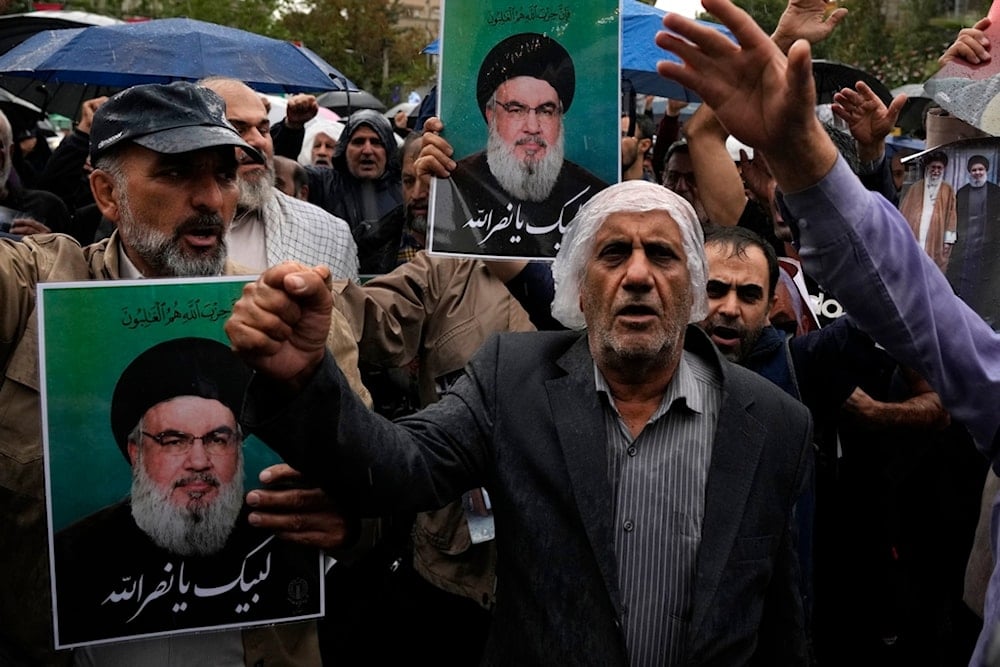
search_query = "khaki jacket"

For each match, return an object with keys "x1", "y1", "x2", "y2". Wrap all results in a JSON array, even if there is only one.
[{"x1": 0, "y1": 232, "x2": 366, "y2": 666}]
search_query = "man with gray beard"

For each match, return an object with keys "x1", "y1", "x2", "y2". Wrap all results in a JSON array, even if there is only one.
[
  {"x1": 199, "y1": 77, "x2": 359, "y2": 282},
  {"x1": 53, "y1": 337, "x2": 324, "y2": 645},
  {"x1": 0, "y1": 82, "x2": 368, "y2": 666},
  {"x1": 431, "y1": 32, "x2": 608, "y2": 258}
]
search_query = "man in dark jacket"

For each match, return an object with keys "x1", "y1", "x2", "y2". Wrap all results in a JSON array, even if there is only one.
[{"x1": 274, "y1": 106, "x2": 402, "y2": 234}]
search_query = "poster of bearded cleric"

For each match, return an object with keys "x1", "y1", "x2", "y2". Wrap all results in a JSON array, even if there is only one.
[
  {"x1": 37, "y1": 278, "x2": 324, "y2": 649},
  {"x1": 429, "y1": 1, "x2": 619, "y2": 259},
  {"x1": 897, "y1": 137, "x2": 1000, "y2": 330}
]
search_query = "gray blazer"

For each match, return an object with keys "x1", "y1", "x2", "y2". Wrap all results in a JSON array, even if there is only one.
[{"x1": 247, "y1": 326, "x2": 812, "y2": 665}]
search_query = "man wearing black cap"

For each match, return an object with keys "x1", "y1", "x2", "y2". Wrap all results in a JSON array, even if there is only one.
[
  {"x1": 53, "y1": 338, "x2": 322, "y2": 647},
  {"x1": 431, "y1": 32, "x2": 608, "y2": 258},
  {"x1": 0, "y1": 81, "x2": 366, "y2": 666}
]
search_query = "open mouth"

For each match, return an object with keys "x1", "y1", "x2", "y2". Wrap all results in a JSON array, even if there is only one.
[{"x1": 708, "y1": 325, "x2": 742, "y2": 347}]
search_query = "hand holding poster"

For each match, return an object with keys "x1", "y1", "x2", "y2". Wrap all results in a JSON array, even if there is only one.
[{"x1": 429, "y1": 1, "x2": 620, "y2": 260}]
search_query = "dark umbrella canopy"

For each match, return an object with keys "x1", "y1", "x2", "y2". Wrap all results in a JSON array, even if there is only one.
[
  {"x1": 0, "y1": 10, "x2": 122, "y2": 56},
  {"x1": 812, "y1": 60, "x2": 893, "y2": 106},
  {"x1": 0, "y1": 18, "x2": 358, "y2": 117},
  {"x1": 316, "y1": 89, "x2": 387, "y2": 116}
]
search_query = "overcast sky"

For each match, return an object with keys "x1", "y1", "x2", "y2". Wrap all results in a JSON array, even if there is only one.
[{"x1": 655, "y1": 0, "x2": 704, "y2": 19}]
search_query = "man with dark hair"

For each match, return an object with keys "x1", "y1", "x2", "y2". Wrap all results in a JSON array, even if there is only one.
[
  {"x1": 54, "y1": 338, "x2": 321, "y2": 645},
  {"x1": 621, "y1": 114, "x2": 656, "y2": 182},
  {"x1": 663, "y1": 140, "x2": 709, "y2": 224},
  {"x1": 273, "y1": 155, "x2": 310, "y2": 200},
  {"x1": 431, "y1": 32, "x2": 608, "y2": 257},
  {"x1": 898, "y1": 149, "x2": 957, "y2": 270},
  {"x1": 948, "y1": 153, "x2": 1000, "y2": 327},
  {"x1": 273, "y1": 101, "x2": 403, "y2": 235}
]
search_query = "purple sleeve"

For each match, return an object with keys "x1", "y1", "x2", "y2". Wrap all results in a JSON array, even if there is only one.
[{"x1": 786, "y1": 157, "x2": 1000, "y2": 462}]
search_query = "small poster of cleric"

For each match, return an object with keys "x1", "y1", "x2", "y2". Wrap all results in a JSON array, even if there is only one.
[
  {"x1": 429, "y1": 0, "x2": 619, "y2": 259},
  {"x1": 38, "y1": 277, "x2": 324, "y2": 649},
  {"x1": 897, "y1": 137, "x2": 1000, "y2": 330}
]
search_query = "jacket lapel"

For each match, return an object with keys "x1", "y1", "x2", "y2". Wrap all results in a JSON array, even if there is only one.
[
  {"x1": 688, "y1": 359, "x2": 766, "y2": 638},
  {"x1": 546, "y1": 335, "x2": 623, "y2": 613}
]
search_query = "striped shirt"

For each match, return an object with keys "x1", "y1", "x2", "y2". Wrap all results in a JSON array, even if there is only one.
[{"x1": 597, "y1": 350, "x2": 722, "y2": 666}]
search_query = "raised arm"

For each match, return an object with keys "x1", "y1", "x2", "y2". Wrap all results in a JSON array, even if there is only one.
[
  {"x1": 771, "y1": 0, "x2": 849, "y2": 54},
  {"x1": 831, "y1": 82, "x2": 907, "y2": 165},
  {"x1": 684, "y1": 103, "x2": 748, "y2": 225},
  {"x1": 940, "y1": 16, "x2": 992, "y2": 66},
  {"x1": 657, "y1": 0, "x2": 839, "y2": 192}
]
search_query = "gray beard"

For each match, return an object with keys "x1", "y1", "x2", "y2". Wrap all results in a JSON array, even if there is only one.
[
  {"x1": 116, "y1": 185, "x2": 227, "y2": 277},
  {"x1": 486, "y1": 123, "x2": 564, "y2": 203},
  {"x1": 407, "y1": 213, "x2": 427, "y2": 234},
  {"x1": 972, "y1": 175, "x2": 988, "y2": 188},
  {"x1": 238, "y1": 162, "x2": 276, "y2": 211},
  {"x1": 130, "y1": 448, "x2": 245, "y2": 557}
]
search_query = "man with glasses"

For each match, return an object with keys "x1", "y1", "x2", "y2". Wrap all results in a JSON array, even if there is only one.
[
  {"x1": 663, "y1": 140, "x2": 709, "y2": 225},
  {"x1": 53, "y1": 337, "x2": 322, "y2": 646},
  {"x1": 432, "y1": 32, "x2": 608, "y2": 257}
]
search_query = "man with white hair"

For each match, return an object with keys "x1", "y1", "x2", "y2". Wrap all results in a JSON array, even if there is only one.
[
  {"x1": 225, "y1": 179, "x2": 813, "y2": 665},
  {"x1": 297, "y1": 118, "x2": 343, "y2": 168},
  {"x1": 431, "y1": 32, "x2": 608, "y2": 258}
]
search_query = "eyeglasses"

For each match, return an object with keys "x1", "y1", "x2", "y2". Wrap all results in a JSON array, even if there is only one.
[
  {"x1": 141, "y1": 427, "x2": 239, "y2": 455},
  {"x1": 492, "y1": 100, "x2": 562, "y2": 121},
  {"x1": 665, "y1": 170, "x2": 696, "y2": 188}
]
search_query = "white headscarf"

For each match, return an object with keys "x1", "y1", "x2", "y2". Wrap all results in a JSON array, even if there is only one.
[
  {"x1": 550, "y1": 180, "x2": 708, "y2": 330},
  {"x1": 297, "y1": 118, "x2": 345, "y2": 166}
]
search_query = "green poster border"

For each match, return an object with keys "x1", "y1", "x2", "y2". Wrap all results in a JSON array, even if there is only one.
[
  {"x1": 38, "y1": 277, "x2": 281, "y2": 532},
  {"x1": 437, "y1": 0, "x2": 621, "y2": 184}
]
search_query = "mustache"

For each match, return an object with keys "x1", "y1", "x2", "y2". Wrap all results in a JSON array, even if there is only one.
[
  {"x1": 173, "y1": 214, "x2": 225, "y2": 238},
  {"x1": 174, "y1": 472, "x2": 221, "y2": 489},
  {"x1": 515, "y1": 136, "x2": 548, "y2": 148}
]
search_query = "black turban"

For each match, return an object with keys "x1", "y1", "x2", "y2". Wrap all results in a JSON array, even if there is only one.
[
  {"x1": 476, "y1": 32, "x2": 575, "y2": 120},
  {"x1": 110, "y1": 337, "x2": 251, "y2": 462}
]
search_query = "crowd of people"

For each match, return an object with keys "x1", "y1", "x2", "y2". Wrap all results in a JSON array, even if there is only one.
[{"x1": 4, "y1": 0, "x2": 1000, "y2": 665}]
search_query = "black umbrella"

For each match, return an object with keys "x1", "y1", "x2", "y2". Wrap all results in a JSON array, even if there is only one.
[
  {"x1": 0, "y1": 18, "x2": 357, "y2": 118},
  {"x1": 316, "y1": 89, "x2": 387, "y2": 116},
  {"x1": 812, "y1": 60, "x2": 893, "y2": 106},
  {"x1": 0, "y1": 10, "x2": 122, "y2": 57}
]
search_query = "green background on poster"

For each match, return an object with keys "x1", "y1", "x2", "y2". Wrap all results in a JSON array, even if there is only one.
[
  {"x1": 438, "y1": 1, "x2": 620, "y2": 185},
  {"x1": 40, "y1": 278, "x2": 281, "y2": 531}
]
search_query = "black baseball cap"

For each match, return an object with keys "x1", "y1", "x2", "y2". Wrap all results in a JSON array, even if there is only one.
[{"x1": 90, "y1": 81, "x2": 264, "y2": 165}]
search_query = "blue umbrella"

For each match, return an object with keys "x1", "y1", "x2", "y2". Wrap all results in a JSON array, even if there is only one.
[
  {"x1": 621, "y1": 0, "x2": 735, "y2": 101},
  {"x1": 0, "y1": 17, "x2": 358, "y2": 116},
  {"x1": 423, "y1": 1, "x2": 735, "y2": 102}
]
